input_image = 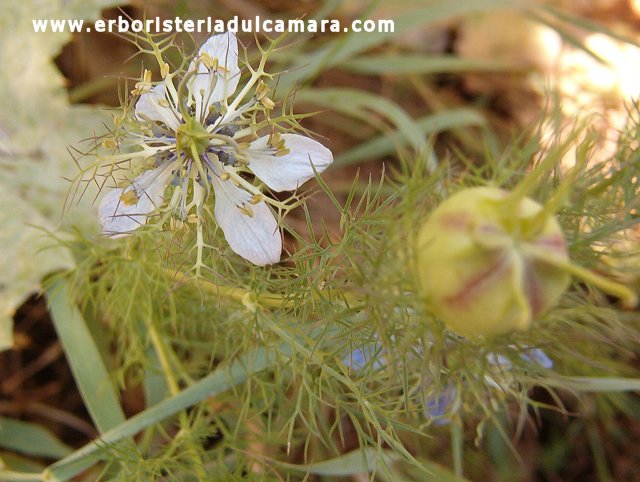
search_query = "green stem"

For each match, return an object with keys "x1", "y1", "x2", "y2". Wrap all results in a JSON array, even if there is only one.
[
  {"x1": 526, "y1": 138, "x2": 593, "y2": 236},
  {"x1": 0, "y1": 471, "x2": 45, "y2": 481},
  {"x1": 148, "y1": 323, "x2": 207, "y2": 480},
  {"x1": 176, "y1": 69, "x2": 198, "y2": 121},
  {"x1": 163, "y1": 267, "x2": 360, "y2": 309},
  {"x1": 524, "y1": 246, "x2": 638, "y2": 307},
  {"x1": 163, "y1": 267, "x2": 291, "y2": 308},
  {"x1": 586, "y1": 421, "x2": 612, "y2": 482},
  {"x1": 148, "y1": 324, "x2": 180, "y2": 394},
  {"x1": 450, "y1": 422, "x2": 464, "y2": 479},
  {"x1": 504, "y1": 128, "x2": 582, "y2": 219},
  {"x1": 558, "y1": 260, "x2": 637, "y2": 307}
]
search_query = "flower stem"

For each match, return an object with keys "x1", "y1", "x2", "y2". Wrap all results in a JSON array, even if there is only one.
[
  {"x1": 450, "y1": 422, "x2": 464, "y2": 478},
  {"x1": 163, "y1": 268, "x2": 358, "y2": 309},
  {"x1": 558, "y1": 260, "x2": 638, "y2": 308},
  {"x1": 524, "y1": 246, "x2": 638, "y2": 307},
  {"x1": 198, "y1": 277, "x2": 297, "y2": 309},
  {"x1": 148, "y1": 322, "x2": 208, "y2": 479},
  {"x1": 148, "y1": 322, "x2": 180, "y2": 395}
]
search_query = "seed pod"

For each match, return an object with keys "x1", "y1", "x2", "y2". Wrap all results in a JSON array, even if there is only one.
[{"x1": 416, "y1": 187, "x2": 571, "y2": 337}]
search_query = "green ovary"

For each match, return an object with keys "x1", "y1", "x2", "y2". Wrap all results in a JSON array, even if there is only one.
[{"x1": 176, "y1": 117, "x2": 210, "y2": 159}]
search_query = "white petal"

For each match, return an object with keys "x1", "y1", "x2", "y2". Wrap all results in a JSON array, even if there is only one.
[
  {"x1": 247, "y1": 134, "x2": 333, "y2": 192},
  {"x1": 135, "y1": 84, "x2": 181, "y2": 130},
  {"x1": 99, "y1": 164, "x2": 175, "y2": 238},
  {"x1": 211, "y1": 173, "x2": 281, "y2": 265},
  {"x1": 188, "y1": 32, "x2": 240, "y2": 118}
]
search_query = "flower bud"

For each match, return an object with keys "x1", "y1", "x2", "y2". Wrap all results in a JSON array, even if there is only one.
[{"x1": 416, "y1": 187, "x2": 571, "y2": 337}]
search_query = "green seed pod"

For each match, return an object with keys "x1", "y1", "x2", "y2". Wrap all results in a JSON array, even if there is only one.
[{"x1": 416, "y1": 186, "x2": 572, "y2": 337}]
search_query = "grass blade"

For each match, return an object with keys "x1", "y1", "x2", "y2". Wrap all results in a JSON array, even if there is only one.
[
  {"x1": 276, "y1": 0, "x2": 526, "y2": 90},
  {"x1": 335, "y1": 109, "x2": 486, "y2": 167},
  {"x1": 0, "y1": 470, "x2": 44, "y2": 482},
  {"x1": 46, "y1": 279, "x2": 126, "y2": 434},
  {"x1": 342, "y1": 55, "x2": 513, "y2": 75},
  {"x1": 143, "y1": 345, "x2": 169, "y2": 407},
  {"x1": 0, "y1": 417, "x2": 72, "y2": 459},
  {"x1": 43, "y1": 345, "x2": 282, "y2": 481},
  {"x1": 297, "y1": 88, "x2": 426, "y2": 152},
  {"x1": 275, "y1": 447, "x2": 398, "y2": 476},
  {"x1": 546, "y1": 376, "x2": 640, "y2": 392},
  {"x1": 275, "y1": 448, "x2": 467, "y2": 481}
]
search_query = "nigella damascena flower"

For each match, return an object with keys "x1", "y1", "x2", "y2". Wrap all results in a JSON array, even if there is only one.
[
  {"x1": 342, "y1": 343, "x2": 386, "y2": 371},
  {"x1": 341, "y1": 340, "x2": 554, "y2": 424},
  {"x1": 98, "y1": 31, "x2": 333, "y2": 266},
  {"x1": 423, "y1": 348, "x2": 553, "y2": 425}
]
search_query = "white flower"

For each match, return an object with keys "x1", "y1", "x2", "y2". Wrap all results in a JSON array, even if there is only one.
[
  {"x1": 99, "y1": 32, "x2": 333, "y2": 266},
  {"x1": 99, "y1": 163, "x2": 175, "y2": 238},
  {"x1": 187, "y1": 31, "x2": 241, "y2": 121},
  {"x1": 247, "y1": 134, "x2": 333, "y2": 192}
]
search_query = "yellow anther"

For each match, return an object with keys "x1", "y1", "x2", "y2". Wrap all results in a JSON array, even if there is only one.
[
  {"x1": 267, "y1": 130, "x2": 281, "y2": 147},
  {"x1": 131, "y1": 69, "x2": 153, "y2": 95},
  {"x1": 250, "y1": 193, "x2": 264, "y2": 205},
  {"x1": 260, "y1": 96, "x2": 275, "y2": 111},
  {"x1": 238, "y1": 204, "x2": 254, "y2": 217},
  {"x1": 234, "y1": 151, "x2": 248, "y2": 164},
  {"x1": 101, "y1": 138, "x2": 116, "y2": 150},
  {"x1": 200, "y1": 52, "x2": 218, "y2": 70},
  {"x1": 187, "y1": 214, "x2": 199, "y2": 224},
  {"x1": 266, "y1": 130, "x2": 288, "y2": 156},
  {"x1": 119, "y1": 190, "x2": 139, "y2": 206},
  {"x1": 220, "y1": 172, "x2": 231, "y2": 181},
  {"x1": 170, "y1": 218, "x2": 185, "y2": 231},
  {"x1": 255, "y1": 80, "x2": 269, "y2": 101},
  {"x1": 158, "y1": 98, "x2": 170, "y2": 108},
  {"x1": 160, "y1": 62, "x2": 170, "y2": 79},
  {"x1": 132, "y1": 83, "x2": 148, "y2": 95}
]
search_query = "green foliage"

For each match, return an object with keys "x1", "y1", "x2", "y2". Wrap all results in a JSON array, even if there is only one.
[
  {"x1": 5, "y1": 109, "x2": 633, "y2": 481},
  {"x1": 0, "y1": 417, "x2": 73, "y2": 460},
  {"x1": 47, "y1": 280, "x2": 127, "y2": 433}
]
